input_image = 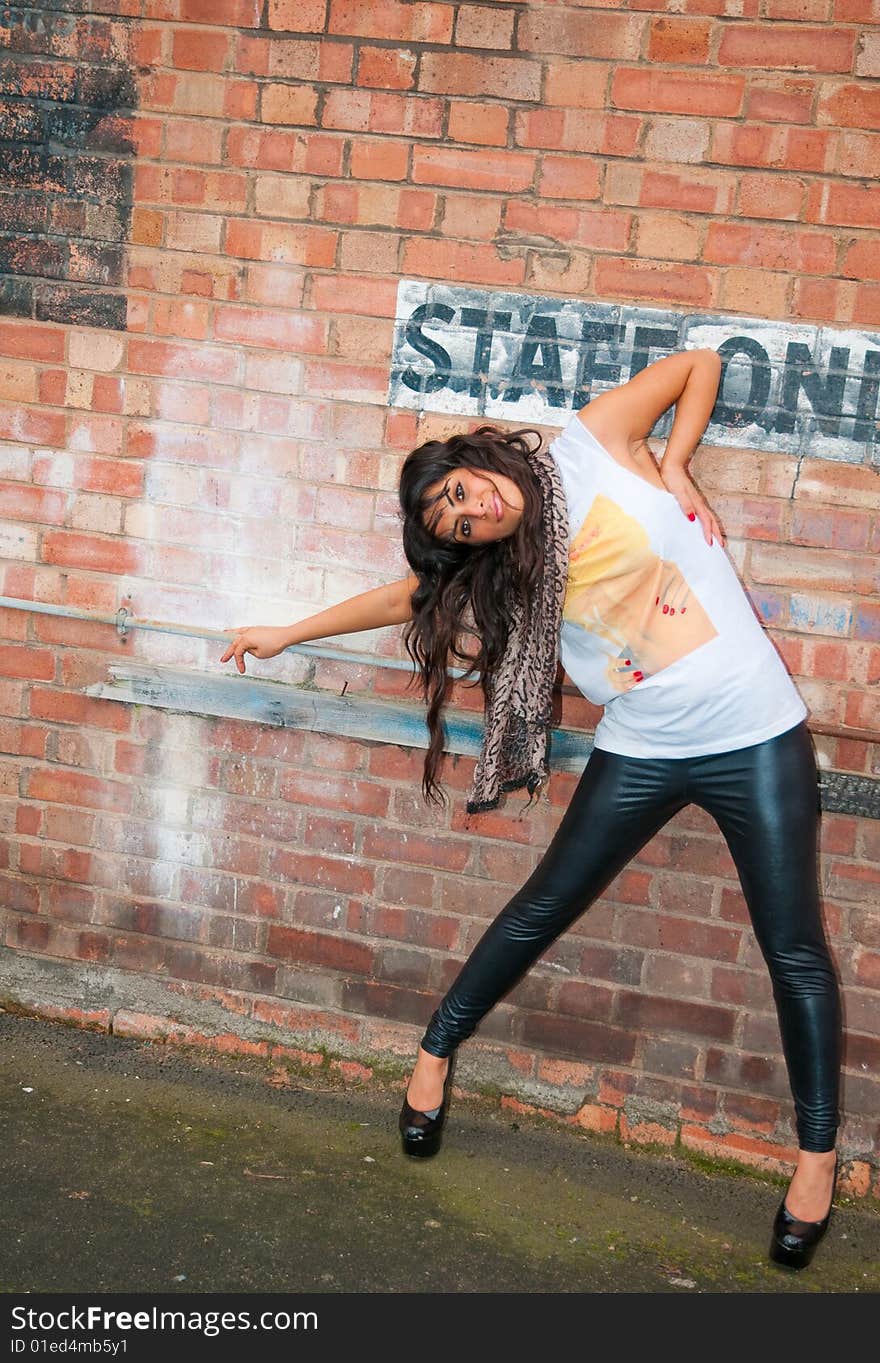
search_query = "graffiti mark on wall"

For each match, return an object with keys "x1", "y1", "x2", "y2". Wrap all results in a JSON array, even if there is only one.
[{"x1": 389, "y1": 282, "x2": 880, "y2": 466}]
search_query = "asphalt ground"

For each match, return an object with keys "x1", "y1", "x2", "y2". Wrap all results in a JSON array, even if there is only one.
[{"x1": 1, "y1": 1009, "x2": 878, "y2": 1305}]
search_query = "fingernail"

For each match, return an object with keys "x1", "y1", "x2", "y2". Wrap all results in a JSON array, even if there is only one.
[{"x1": 687, "y1": 513, "x2": 696, "y2": 522}]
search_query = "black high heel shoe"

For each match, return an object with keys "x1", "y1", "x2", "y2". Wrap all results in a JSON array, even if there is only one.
[
  {"x1": 398, "y1": 1051, "x2": 457, "y2": 1159},
  {"x1": 769, "y1": 1154, "x2": 839, "y2": 1271}
]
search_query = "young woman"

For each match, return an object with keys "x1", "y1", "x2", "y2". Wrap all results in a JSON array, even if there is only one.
[{"x1": 221, "y1": 349, "x2": 841, "y2": 1271}]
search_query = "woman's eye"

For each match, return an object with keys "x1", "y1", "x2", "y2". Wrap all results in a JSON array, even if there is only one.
[
  {"x1": 461, "y1": 519, "x2": 471, "y2": 538},
  {"x1": 455, "y1": 482, "x2": 464, "y2": 500}
]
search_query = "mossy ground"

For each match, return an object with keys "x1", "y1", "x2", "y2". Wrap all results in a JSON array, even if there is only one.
[{"x1": 1, "y1": 1012, "x2": 877, "y2": 1294}]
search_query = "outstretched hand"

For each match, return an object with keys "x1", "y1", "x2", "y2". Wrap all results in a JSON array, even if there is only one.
[
  {"x1": 660, "y1": 465, "x2": 724, "y2": 547},
  {"x1": 219, "y1": 626, "x2": 290, "y2": 674}
]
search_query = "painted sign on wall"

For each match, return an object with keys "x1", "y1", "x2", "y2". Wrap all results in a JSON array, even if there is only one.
[{"x1": 389, "y1": 282, "x2": 880, "y2": 466}]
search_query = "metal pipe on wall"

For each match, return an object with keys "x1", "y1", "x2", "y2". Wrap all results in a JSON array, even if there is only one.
[{"x1": 1, "y1": 594, "x2": 877, "y2": 744}]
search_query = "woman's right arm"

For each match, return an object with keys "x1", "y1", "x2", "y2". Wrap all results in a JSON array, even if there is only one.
[{"x1": 219, "y1": 572, "x2": 419, "y2": 673}]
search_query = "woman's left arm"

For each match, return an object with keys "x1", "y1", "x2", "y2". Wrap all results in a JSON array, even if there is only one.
[{"x1": 579, "y1": 348, "x2": 724, "y2": 546}]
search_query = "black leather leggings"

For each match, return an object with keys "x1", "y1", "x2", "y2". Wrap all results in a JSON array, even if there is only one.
[{"x1": 421, "y1": 721, "x2": 841, "y2": 1152}]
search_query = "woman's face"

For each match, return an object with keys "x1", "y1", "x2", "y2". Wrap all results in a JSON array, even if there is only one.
[{"x1": 422, "y1": 466, "x2": 525, "y2": 546}]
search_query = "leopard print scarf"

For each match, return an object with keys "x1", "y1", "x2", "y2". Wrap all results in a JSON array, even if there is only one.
[{"x1": 466, "y1": 443, "x2": 570, "y2": 815}]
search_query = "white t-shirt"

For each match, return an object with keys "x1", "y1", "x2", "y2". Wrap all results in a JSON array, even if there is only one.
[{"x1": 548, "y1": 412, "x2": 807, "y2": 759}]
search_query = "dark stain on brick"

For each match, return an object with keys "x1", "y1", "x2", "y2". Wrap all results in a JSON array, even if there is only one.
[{"x1": 0, "y1": 4, "x2": 137, "y2": 331}]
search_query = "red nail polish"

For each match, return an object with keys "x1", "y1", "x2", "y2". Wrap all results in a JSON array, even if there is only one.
[
  {"x1": 688, "y1": 513, "x2": 696, "y2": 522},
  {"x1": 624, "y1": 659, "x2": 631, "y2": 666},
  {"x1": 633, "y1": 671, "x2": 643, "y2": 682},
  {"x1": 680, "y1": 607, "x2": 687, "y2": 614},
  {"x1": 662, "y1": 604, "x2": 669, "y2": 614},
  {"x1": 655, "y1": 596, "x2": 660, "y2": 605},
  {"x1": 669, "y1": 608, "x2": 675, "y2": 615}
]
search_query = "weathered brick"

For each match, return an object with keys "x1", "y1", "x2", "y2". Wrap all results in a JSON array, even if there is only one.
[{"x1": 719, "y1": 24, "x2": 854, "y2": 71}]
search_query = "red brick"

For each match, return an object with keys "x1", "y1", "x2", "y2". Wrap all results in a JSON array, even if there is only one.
[
  {"x1": 719, "y1": 24, "x2": 854, "y2": 71},
  {"x1": 268, "y1": 843, "x2": 375, "y2": 895},
  {"x1": 0, "y1": 645, "x2": 54, "y2": 682},
  {"x1": 318, "y1": 182, "x2": 435, "y2": 230},
  {"x1": 842, "y1": 238, "x2": 880, "y2": 282},
  {"x1": 29, "y1": 687, "x2": 130, "y2": 732},
  {"x1": 835, "y1": 130, "x2": 878, "y2": 182},
  {"x1": 226, "y1": 126, "x2": 298, "y2": 171},
  {"x1": 226, "y1": 219, "x2": 337, "y2": 268},
  {"x1": 447, "y1": 99, "x2": 509, "y2": 147},
  {"x1": 543, "y1": 60, "x2": 609, "y2": 110},
  {"x1": 224, "y1": 78, "x2": 258, "y2": 120},
  {"x1": 439, "y1": 194, "x2": 503, "y2": 241},
  {"x1": 814, "y1": 182, "x2": 880, "y2": 228},
  {"x1": 267, "y1": 924, "x2": 374, "y2": 974},
  {"x1": 26, "y1": 769, "x2": 131, "y2": 813},
  {"x1": 127, "y1": 337, "x2": 240, "y2": 384},
  {"x1": 243, "y1": 263, "x2": 306, "y2": 308},
  {"x1": 279, "y1": 771, "x2": 389, "y2": 816},
  {"x1": 818, "y1": 83, "x2": 880, "y2": 130},
  {"x1": 516, "y1": 108, "x2": 642, "y2": 157},
  {"x1": 647, "y1": 18, "x2": 712, "y2": 64},
  {"x1": 402, "y1": 236, "x2": 526, "y2": 287},
  {"x1": 268, "y1": 36, "x2": 352, "y2": 82},
  {"x1": 737, "y1": 173, "x2": 806, "y2": 222},
  {"x1": 766, "y1": 0, "x2": 831, "y2": 14},
  {"x1": 172, "y1": 27, "x2": 230, "y2": 71},
  {"x1": 854, "y1": 282, "x2": 880, "y2": 325},
  {"x1": 152, "y1": 297, "x2": 211, "y2": 341},
  {"x1": 268, "y1": 0, "x2": 327, "y2": 30},
  {"x1": 300, "y1": 358, "x2": 389, "y2": 405},
  {"x1": 612, "y1": 68, "x2": 745, "y2": 117},
  {"x1": 704, "y1": 222, "x2": 835, "y2": 273},
  {"x1": 418, "y1": 51, "x2": 541, "y2": 102},
  {"x1": 612, "y1": 165, "x2": 736, "y2": 215},
  {"x1": 349, "y1": 137, "x2": 409, "y2": 180},
  {"x1": 790, "y1": 506, "x2": 869, "y2": 552},
  {"x1": 161, "y1": 119, "x2": 221, "y2": 166},
  {"x1": 262, "y1": 83, "x2": 319, "y2": 126},
  {"x1": 538, "y1": 154, "x2": 602, "y2": 201},
  {"x1": 0, "y1": 483, "x2": 67, "y2": 525},
  {"x1": 642, "y1": 955, "x2": 710, "y2": 1000},
  {"x1": 356, "y1": 45, "x2": 416, "y2": 90},
  {"x1": 790, "y1": 277, "x2": 856, "y2": 321},
  {"x1": 594, "y1": 257, "x2": 715, "y2": 308},
  {"x1": 556, "y1": 980, "x2": 617, "y2": 1023},
  {"x1": 615, "y1": 991, "x2": 736, "y2": 1041},
  {"x1": 362, "y1": 826, "x2": 471, "y2": 873},
  {"x1": 744, "y1": 78, "x2": 816, "y2": 124},
  {"x1": 214, "y1": 306, "x2": 327, "y2": 352},
  {"x1": 180, "y1": 0, "x2": 261, "y2": 24},
  {"x1": 0, "y1": 407, "x2": 66, "y2": 447},
  {"x1": 518, "y1": 10, "x2": 643, "y2": 60},
  {"x1": 454, "y1": 3, "x2": 514, "y2": 49},
  {"x1": 41, "y1": 531, "x2": 142, "y2": 576},
  {"x1": 0, "y1": 362, "x2": 37, "y2": 403},
  {"x1": 310, "y1": 272, "x2": 398, "y2": 316},
  {"x1": 506, "y1": 200, "x2": 630, "y2": 251},
  {"x1": 795, "y1": 460, "x2": 880, "y2": 513},
  {"x1": 329, "y1": 0, "x2": 452, "y2": 41},
  {"x1": 12, "y1": 915, "x2": 51, "y2": 949},
  {"x1": 635, "y1": 211, "x2": 703, "y2": 262},
  {"x1": 419, "y1": 145, "x2": 533, "y2": 194},
  {"x1": 520, "y1": 1012, "x2": 637, "y2": 1065}
]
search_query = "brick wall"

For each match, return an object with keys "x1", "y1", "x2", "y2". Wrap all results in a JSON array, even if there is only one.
[{"x1": 1, "y1": 1, "x2": 878, "y2": 1192}]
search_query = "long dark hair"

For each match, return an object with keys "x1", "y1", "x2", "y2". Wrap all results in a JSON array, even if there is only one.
[{"x1": 398, "y1": 425, "x2": 546, "y2": 806}]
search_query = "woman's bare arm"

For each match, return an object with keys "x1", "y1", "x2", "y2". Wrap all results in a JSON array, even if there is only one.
[
  {"x1": 220, "y1": 572, "x2": 419, "y2": 673},
  {"x1": 578, "y1": 348, "x2": 724, "y2": 546}
]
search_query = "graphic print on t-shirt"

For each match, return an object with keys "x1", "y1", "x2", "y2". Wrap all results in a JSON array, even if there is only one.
[{"x1": 564, "y1": 494, "x2": 718, "y2": 693}]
